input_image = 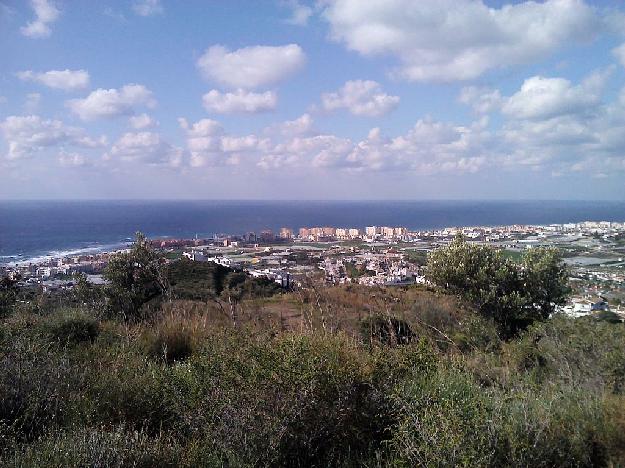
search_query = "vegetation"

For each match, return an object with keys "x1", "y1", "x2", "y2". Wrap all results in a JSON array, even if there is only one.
[
  {"x1": 103, "y1": 232, "x2": 169, "y2": 321},
  {"x1": 427, "y1": 236, "x2": 570, "y2": 338},
  {"x1": 0, "y1": 273, "x2": 19, "y2": 317},
  {"x1": 1, "y1": 235, "x2": 624, "y2": 466}
]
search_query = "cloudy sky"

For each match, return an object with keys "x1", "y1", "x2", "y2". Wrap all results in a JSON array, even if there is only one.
[{"x1": 1, "y1": 0, "x2": 625, "y2": 200}]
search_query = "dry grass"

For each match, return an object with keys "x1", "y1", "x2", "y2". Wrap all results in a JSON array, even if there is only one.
[{"x1": 150, "y1": 284, "x2": 470, "y2": 347}]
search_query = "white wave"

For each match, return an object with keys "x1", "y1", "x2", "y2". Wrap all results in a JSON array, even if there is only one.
[{"x1": 0, "y1": 241, "x2": 130, "y2": 267}]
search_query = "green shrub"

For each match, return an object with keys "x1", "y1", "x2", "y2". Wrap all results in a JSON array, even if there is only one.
[
  {"x1": 180, "y1": 331, "x2": 406, "y2": 466},
  {"x1": 87, "y1": 356, "x2": 186, "y2": 436},
  {"x1": 390, "y1": 367, "x2": 496, "y2": 467},
  {"x1": 140, "y1": 325, "x2": 194, "y2": 364},
  {"x1": 2, "y1": 287, "x2": 625, "y2": 466},
  {"x1": 493, "y1": 388, "x2": 611, "y2": 467},
  {"x1": 389, "y1": 366, "x2": 616, "y2": 467},
  {"x1": 0, "y1": 275, "x2": 20, "y2": 318},
  {"x1": 427, "y1": 237, "x2": 569, "y2": 338},
  {"x1": 360, "y1": 314, "x2": 414, "y2": 346},
  {"x1": 7, "y1": 426, "x2": 182, "y2": 468},
  {"x1": 503, "y1": 315, "x2": 625, "y2": 393},
  {"x1": 103, "y1": 232, "x2": 167, "y2": 321},
  {"x1": 0, "y1": 336, "x2": 87, "y2": 443},
  {"x1": 593, "y1": 310, "x2": 623, "y2": 324},
  {"x1": 451, "y1": 314, "x2": 501, "y2": 353},
  {"x1": 42, "y1": 309, "x2": 100, "y2": 346},
  {"x1": 167, "y1": 259, "x2": 282, "y2": 303}
]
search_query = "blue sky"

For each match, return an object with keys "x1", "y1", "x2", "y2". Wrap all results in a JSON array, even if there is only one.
[{"x1": 1, "y1": 0, "x2": 625, "y2": 200}]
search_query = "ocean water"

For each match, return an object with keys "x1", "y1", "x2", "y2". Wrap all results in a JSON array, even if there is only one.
[{"x1": 1, "y1": 200, "x2": 624, "y2": 265}]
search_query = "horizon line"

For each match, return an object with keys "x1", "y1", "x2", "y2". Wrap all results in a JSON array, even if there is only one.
[{"x1": 1, "y1": 198, "x2": 624, "y2": 203}]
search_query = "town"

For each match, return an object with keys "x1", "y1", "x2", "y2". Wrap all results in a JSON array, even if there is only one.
[{"x1": 2, "y1": 220, "x2": 625, "y2": 320}]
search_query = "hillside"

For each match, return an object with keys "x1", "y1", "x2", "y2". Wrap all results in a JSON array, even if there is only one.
[{"x1": 0, "y1": 238, "x2": 624, "y2": 467}]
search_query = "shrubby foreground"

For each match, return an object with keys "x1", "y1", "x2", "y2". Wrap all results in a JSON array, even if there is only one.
[{"x1": 0, "y1": 236, "x2": 624, "y2": 467}]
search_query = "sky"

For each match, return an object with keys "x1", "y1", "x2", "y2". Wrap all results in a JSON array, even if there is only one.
[{"x1": 1, "y1": 0, "x2": 625, "y2": 200}]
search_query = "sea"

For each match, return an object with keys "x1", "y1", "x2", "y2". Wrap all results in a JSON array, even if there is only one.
[{"x1": 1, "y1": 200, "x2": 624, "y2": 266}]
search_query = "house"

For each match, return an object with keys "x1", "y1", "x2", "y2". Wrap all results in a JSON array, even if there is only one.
[
  {"x1": 183, "y1": 250, "x2": 207, "y2": 262},
  {"x1": 591, "y1": 299, "x2": 609, "y2": 312}
]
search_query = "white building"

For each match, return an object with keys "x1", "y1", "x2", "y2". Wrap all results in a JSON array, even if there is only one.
[
  {"x1": 183, "y1": 250, "x2": 207, "y2": 262},
  {"x1": 365, "y1": 226, "x2": 381, "y2": 236},
  {"x1": 207, "y1": 256, "x2": 234, "y2": 267}
]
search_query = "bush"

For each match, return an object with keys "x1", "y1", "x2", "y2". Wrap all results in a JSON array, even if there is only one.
[
  {"x1": 167, "y1": 259, "x2": 282, "y2": 303},
  {"x1": 390, "y1": 367, "x2": 496, "y2": 467},
  {"x1": 41, "y1": 309, "x2": 100, "y2": 346},
  {"x1": 502, "y1": 315, "x2": 625, "y2": 393},
  {"x1": 493, "y1": 387, "x2": 611, "y2": 467},
  {"x1": 389, "y1": 365, "x2": 616, "y2": 467},
  {"x1": 103, "y1": 232, "x2": 167, "y2": 321},
  {"x1": 450, "y1": 314, "x2": 501, "y2": 353},
  {"x1": 140, "y1": 324, "x2": 194, "y2": 364},
  {"x1": 87, "y1": 355, "x2": 186, "y2": 436},
  {"x1": 180, "y1": 331, "x2": 407, "y2": 466},
  {"x1": 7, "y1": 426, "x2": 182, "y2": 467},
  {"x1": 360, "y1": 314, "x2": 414, "y2": 346},
  {"x1": 0, "y1": 274, "x2": 20, "y2": 318},
  {"x1": 426, "y1": 237, "x2": 569, "y2": 338},
  {"x1": 2, "y1": 286, "x2": 625, "y2": 466},
  {"x1": 0, "y1": 336, "x2": 87, "y2": 443}
]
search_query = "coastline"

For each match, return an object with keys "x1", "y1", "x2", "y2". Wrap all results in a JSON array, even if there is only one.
[
  {"x1": 2, "y1": 218, "x2": 624, "y2": 268},
  {"x1": 2, "y1": 200, "x2": 624, "y2": 266},
  {"x1": 0, "y1": 241, "x2": 131, "y2": 267}
]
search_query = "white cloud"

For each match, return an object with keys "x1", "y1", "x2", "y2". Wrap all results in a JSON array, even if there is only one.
[
  {"x1": 613, "y1": 42, "x2": 625, "y2": 68},
  {"x1": 58, "y1": 151, "x2": 90, "y2": 167},
  {"x1": 282, "y1": 0, "x2": 313, "y2": 26},
  {"x1": 0, "y1": 115, "x2": 106, "y2": 160},
  {"x1": 129, "y1": 113, "x2": 157, "y2": 129},
  {"x1": 103, "y1": 7, "x2": 127, "y2": 22},
  {"x1": 20, "y1": 0, "x2": 59, "y2": 38},
  {"x1": 108, "y1": 132, "x2": 182, "y2": 167},
  {"x1": 196, "y1": 44, "x2": 306, "y2": 89},
  {"x1": 495, "y1": 71, "x2": 625, "y2": 174},
  {"x1": 178, "y1": 117, "x2": 223, "y2": 137},
  {"x1": 260, "y1": 134, "x2": 352, "y2": 170},
  {"x1": 132, "y1": 0, "x2": 163, "y2": 16},
  {"x1": 173, "y1": 112, "x2": 492, "y2": 175},
  {"x1": 459, "y1": 86, "x2": 503, "y2": 114},
  {"x1": 321, "y1": 80, "x2": 399, "y2": 117},
  {"x1": 179, "y1": 118, "x2": 268, "y2": 167},
  {"x1": 202, "y1": 89, "x2": 277, "y2": 114},
  {"x1": 24, "y1": 93, "x2": 41, "y2": 113},
  {"x1": 67, "y1": 84, "x2": 156, "y2": 120},
  {"x1": 179, "y1": 118, "x2": 225, "y2": 167},
  {"x1": 175, "y1": 67, "x2": 625, "y2": 179},
  {"x1": 502, "y1": 76, "x2": 601, "y2": 120},
  {"x1": 221, "y1": 135, "x2": 267, "y2": 153},
  {"x1": 323, "y1": 0, "x2": 602, "y2": 82},
  {"x1": 266, "y1": 113, "x2": 315, "y2": 137},
  {"x1": 17, "y1": 69, "x2": 90, "y2": 91},
  {"x1": 260, "y1": 117, "x2": 489, "y2": 174},
  {"x1": 332, "y1": 119, "x2": 490, "y2": 173}
]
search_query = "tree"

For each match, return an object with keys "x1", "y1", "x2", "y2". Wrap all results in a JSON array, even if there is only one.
[
  {"x1": 426, "y1": 236, "x2": 569, "y2": 338},
  {"x1": 72, "y1": 272, "x2": 104, "y2": 309},
  {"x1": 0, "y1": 273, "x2": 20, "y2": 317},
  {"x1": 520, "y1": 247, "x2": 570, "y2": 320},
  {"x1": 221, "y1": 271, "x2": 248, "y2": 326},
  {"x1": 103, "y1": 232, "x2": 168, "y2": 320}
]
